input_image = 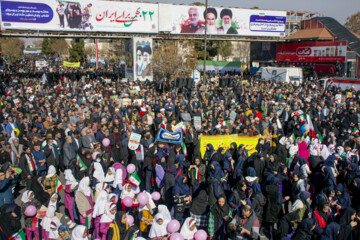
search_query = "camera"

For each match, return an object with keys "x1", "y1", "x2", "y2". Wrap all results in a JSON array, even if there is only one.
[{"x1": 235, "y1": 222, "x2": 243, "y2": 232}]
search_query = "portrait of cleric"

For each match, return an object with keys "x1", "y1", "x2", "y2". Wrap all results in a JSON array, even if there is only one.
[
  {"x1": 219, "y1": 8, "x2": 238, "y2": 34},
  {"x1": 135, "y1": 42, "x2": 152, "y2": 77},
  {"x1": 202, "y1": 7, "x2": 223, "y2": 35},
  {"x1": 180, "y1": 7, "x2": 205, "y2": 33}
]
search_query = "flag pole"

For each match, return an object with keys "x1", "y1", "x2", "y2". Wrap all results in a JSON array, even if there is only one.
[{"x1": 202, "y1": 0, "x2": 208, "y2": 85}]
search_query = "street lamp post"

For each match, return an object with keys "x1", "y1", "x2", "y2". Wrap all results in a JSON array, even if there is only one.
[{"x1": 203, "y1": 0, "x2": 208, "y2": 85}]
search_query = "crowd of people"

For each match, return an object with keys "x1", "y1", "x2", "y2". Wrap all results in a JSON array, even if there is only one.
[{"x1": 0, "y1": 66, "x2": 359, "y2": 240}]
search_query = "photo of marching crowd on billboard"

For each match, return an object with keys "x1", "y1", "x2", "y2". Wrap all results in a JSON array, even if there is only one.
[{"x1": 56, "y1": 1, "x2": 93, "y2": 30}]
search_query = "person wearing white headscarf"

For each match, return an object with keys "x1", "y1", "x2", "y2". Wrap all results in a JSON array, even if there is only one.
[
  {"x1": 93, "y1": 184, "x2": 109, "y2": 240},
  {"x1": 21, "y1": 190, "x2": 41, "y2": 240},
  {"x1": 104, "y1": 167, "x2": 115, "y2": 184},
  {"x1": 64, "y1": 169, "x2": 77, "y2": 226},
  {"x1": 108, "y1": 193, "x2": 118, "y2": 204},
  {"x1": 120, "y1": 183, "x2": 135, "y2": 200},
  {"x1": 112, "y1": 168, "x2": 123, "y2": 196},
  {"x1": 148, "y1": 213, "x2": 170, "y2": 240},
  {"x1": 43, "y1": 165, "x2": 61, "y2": 195},
  {"x1": 71, "y1": 225, "x2": 88, "y2": 240},
  {"x1": 158, "y1": 205, "x2": 171, "y2": 222},
  {"x1": 48, "y1": 220, "x2": 60, "y2": 240},
  {"x1": 180, "y1": 217, "x2": 197, "y2": 240},
  {"x1": 41, "y1": 193, "x2": 60, "y2": 240},
  {"x1": 94, "y1": 182, "x2": 108, "y2": 202},
  {"x1": 139, "y1": 191, "x2": 156, "y2": 233},
  {"x1": 138, "y1": 191, "x2": 156, "y2": 212},
  {"x1": 75, "y1": 177, "x2": 94, "y2": 227},
  {"x1": 93, "y1": 162, "x2": 105, "y2": 184},
  {"x1": 99, "y1": 202, "x2": 117, "y2": 240},
  {"x1": 21, "y1": 190, "x2": 33, "y2": 204}
]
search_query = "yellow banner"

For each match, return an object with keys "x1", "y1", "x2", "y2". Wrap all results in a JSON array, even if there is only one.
[
  {"x1": 200, "y1": 135, "x2": 262, "y2": 158},
  {"x1": 63, "y1": 61, "x2": 80, "y2": 67}
]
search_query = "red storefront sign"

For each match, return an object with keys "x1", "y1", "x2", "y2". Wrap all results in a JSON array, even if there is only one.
[{"x1": 276, "y1": 41, "x2": 347, "y2": 63}]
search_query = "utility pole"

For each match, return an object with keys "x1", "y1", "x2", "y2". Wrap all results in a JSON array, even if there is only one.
[{"x1": 203, "y1": 0, "x2": 208, "y2": 85}]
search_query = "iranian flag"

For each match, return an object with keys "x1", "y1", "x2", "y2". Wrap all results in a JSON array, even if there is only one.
[
  {"x1": 288, "y1": 134, "x2": 296, "y2": 145},
  {"x1": 56, "y1": 178, "x2": 63, "y2": 193},
  {"x1": 178, "y1": 122, "x2": 187, "y2": 134},
  {"x1": 306, "y1": 114, "x2": 316, "y2": 138},
  {"x1": 132, "y1": 195, "x2": 139, "y2": 207},
  {"x1": 220, "y1": 173, "x2": 229, "y2": 182},
  {"x1": 76, "y1": 154, "x2": 87, "y2": 171},
  {"x1": 353, "y1": 127, "x2": 360, "y2": 135},
  {"x1": 220, "y1": 121, "x2": 228, "y2": 127},
  {"x1": 193, "y1": 167, "x2": 200, "y2": 180},
  {"x1": 125, "y1": 109, "x2": 130, "y2": 125},
  {"x1": 182, "y1": 142, "x2": 188, "y2": 157},
  {"x1": 85, "y1": 216, "x2": 90, "y2": 230},
  {"x1": 129, "y1": 172, "x2": 141, "y2": 187},
  {"x1": 216, "y1": 121, "x2": 228, "y2": 128},
  {"x1": 299, "y1": 115, "x2": 306, "y2": 123},
  {"x1": 317, "y1": 132, "x2": 323, "y2": 143},
  {"x1": 9, "y1": 230, "x2": 26, "y2": 240},
  {"x1": 160, "y1": 118, "x2": 166, "y2": 129}
]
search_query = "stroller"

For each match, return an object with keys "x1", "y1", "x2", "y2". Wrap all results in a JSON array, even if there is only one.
[{"x1": 79, "y1": 9, "x2": 93, "y2": 30}]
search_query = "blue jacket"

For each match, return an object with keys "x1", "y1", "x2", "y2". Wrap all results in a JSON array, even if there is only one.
[
  {"x1": 32, "y1": 149, "x2": 47, "y2": 172},
  {"x1": 0, "y1": 176, "x2": 19, "y2": 207}
]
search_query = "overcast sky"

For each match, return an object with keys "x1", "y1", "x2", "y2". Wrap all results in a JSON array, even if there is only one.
[{"x1": 147, "y1": 0, "x2": 359, "y2": 24}]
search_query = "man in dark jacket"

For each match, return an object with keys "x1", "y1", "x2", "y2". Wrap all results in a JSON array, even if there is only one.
[
  {"x1": 229, "y1": 205, "x2": 260, "y2": 240},
  {"x1": 43, "y1": 138, "x2": 60, "y2": 170},
  {"x1": 32, "y1": 142, "x2": 46, "y2": 179},
  {"x1": 63, "y1": 136, "x2": 76, "y2": 169},
  {"x1": 19, "y1": 146, "x2": 37, "y2": 189}
]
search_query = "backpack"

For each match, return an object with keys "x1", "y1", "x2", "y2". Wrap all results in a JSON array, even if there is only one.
[{"x1": 155, "y1": 165, "x2": 165, "y2": 188}]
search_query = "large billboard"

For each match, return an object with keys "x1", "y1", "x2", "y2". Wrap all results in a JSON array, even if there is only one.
[
  {"x1": 133, "y1": 37, "x2": 153, "y2": 81},
  {"x1": 0, "y1": 0, "x2": 286, "y2": 37},
  {"x1": 0, "y1": 0, "x2": 158, "y2": 33},
  {"x1": 159, "y1": 4, "x2": 286, "y2": 37},
  {"x1": 276, "y1": 41, "x2": 347, "y2": 63}
]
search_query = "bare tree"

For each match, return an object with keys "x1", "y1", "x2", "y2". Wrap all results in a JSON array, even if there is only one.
[
  {"x1": 345, "y1": 11, "x2": 360, "y2": 35},
  {"x1": 33, "y1": 40, "x2": 43, "y2": 48},
  {"x1": 51, "y1": 39, "x2": 70, "y2": 56},
  {"x1": 152, "y1": 40, "x2": 198, "y2": 80},
  {"x1": 85, "y1": 44, "x2": 96, "y2": 57},
  {"x1": 0, "y1": 38, "x2": 25, "y2": 63}
]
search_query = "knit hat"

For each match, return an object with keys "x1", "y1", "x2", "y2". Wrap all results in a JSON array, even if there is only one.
[{"x1": 58, "y1": 224, "x2": 68, "y2": 232}]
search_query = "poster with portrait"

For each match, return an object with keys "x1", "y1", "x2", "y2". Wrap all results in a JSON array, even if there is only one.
[
  {"x1": 133, "y1": 37, "x2": 153, "y2": 81},
  {"x1": 162, "y1": 5, "x2": 286, "y2": 37}
]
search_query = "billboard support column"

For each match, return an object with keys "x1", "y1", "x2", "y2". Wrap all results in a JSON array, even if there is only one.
[
  {"x1": 203, "y1": 0, "x2": 208, "y2": 85},
  {"x1": 96, "y1": 39, "x2": 99, "y2": 70}
]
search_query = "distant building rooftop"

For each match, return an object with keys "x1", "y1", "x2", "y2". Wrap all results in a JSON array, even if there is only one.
[{"x1": 286, "y1": 28, "x2": 333, "y2": 41}]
